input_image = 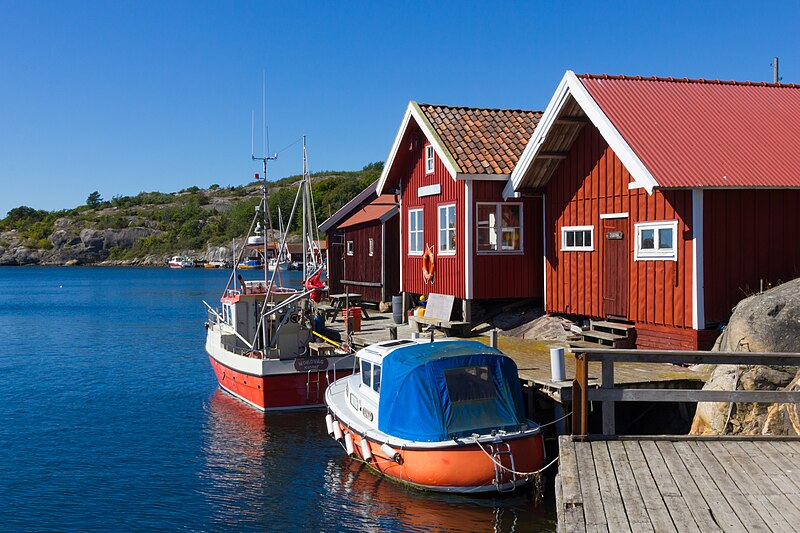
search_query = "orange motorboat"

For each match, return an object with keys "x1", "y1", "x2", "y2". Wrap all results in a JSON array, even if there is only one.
[{"x1": 324, "y1": 339, "x2": 545, "y2": 493}]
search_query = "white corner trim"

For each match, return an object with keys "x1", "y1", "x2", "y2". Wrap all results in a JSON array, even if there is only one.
[
  {"x1": 628, "y1": 181, "x2": 646, "y2": 190},
  {"x1": 600, "y1": 212, "x2": 629, "y2": 219},
  {"x1": 502, "y1": 179, "x2": 519, "y2": 200},
  {"x1": 375, "y1": 101, "x2": 459, "y2": 195},
  {"x1": 510, "y1": 73, "x2": 573, "y2": 192},
  {"x1": 465, "y1": 181, "x2": 473, "y2": 299},
  {"x1": 692, "y1": 189, "x2": 705, "y2": 330},
  {"x1": 565, "y1": 71, "x2": 659, "y2": 194}
]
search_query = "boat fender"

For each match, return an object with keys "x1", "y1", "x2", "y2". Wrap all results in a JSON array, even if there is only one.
[
  {"x1": 360, "y1": 437, "x2": 372, "y2": 462},
  {"x1": 344, "y1": 433, "x2": 355, "y2": 456},
  {"x1": 333, "y1": 422, "x2": 343, "y2": 441},
  {"x1": 325, "y1": 414, "x2": 334, "y2": 436},
  {"x1": 380, "y1": 443, "x2": 403, "y2": 465}
]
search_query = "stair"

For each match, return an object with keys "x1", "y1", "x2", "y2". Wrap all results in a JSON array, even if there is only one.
[{"x1": 580, "y1": 319, "x2": 636, "y2": 348}]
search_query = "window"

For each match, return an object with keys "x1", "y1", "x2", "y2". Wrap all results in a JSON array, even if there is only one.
[
  {"x1": 425, "y1": 144, "x2": 435, "y2": 174},
  {"x1": 561, "y1": 226, "x2": 594, "y2": 251},
  {"x1": 408, "y1": 208, "x2": 423, "y2": 255},
  {"x1": 361, "y1": 360, "x2": 372, "y2": 388},
  {"x1": 635, "y1": 220, "x2": 678, "y2": 261},
  {"x1": 477, "y1": 203, "x2": 523, "y2": 252},
  {"x1": 368, "y1": 238, "x2": 374, "y2": 257},
  {"x1": 372, "y1": 364, "x2": 381, "y2": 393},
  {"x1": 346, "y1": 240, "x2": 354, "y2": 256},
  {"x1": 438, "y1": 204, "x2": 456, "y2": 253},
  {"x1": 444, "y1": 366, "x2": 496, "y2": 403}
]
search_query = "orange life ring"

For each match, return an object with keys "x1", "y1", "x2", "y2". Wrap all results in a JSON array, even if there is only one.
[{"x1": 422, "y1": 246, "x2": 435, "y2": 283}]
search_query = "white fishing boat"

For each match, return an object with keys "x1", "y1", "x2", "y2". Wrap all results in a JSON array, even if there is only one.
[
  {"x1": 204, "y1": 137, "x2": 353, "y2": 411},
  {"x1": 169, "y1": 256, "x2": 193, "y2": 268}
]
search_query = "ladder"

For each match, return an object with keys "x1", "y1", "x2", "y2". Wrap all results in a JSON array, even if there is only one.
[
  {"x1": 488, "y1": 442, "x2": 517, "y2": 492},
  {"x1": 306, "y1": 370, "x2": 321, "y2": 402}
]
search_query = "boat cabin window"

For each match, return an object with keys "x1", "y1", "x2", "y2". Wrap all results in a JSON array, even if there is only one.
[
  {"x1": 372, "y1": 364, "x2": 381, "y2": 393},
  {"x1": 361, "y1": 360, "x2": 372, "y2": 388},
  {"x1": 222, "y1": 303, "x2": 233, "y2": 325},
  {"x1": 444, "y1": 366, "x2": 496, "y2": 403}
]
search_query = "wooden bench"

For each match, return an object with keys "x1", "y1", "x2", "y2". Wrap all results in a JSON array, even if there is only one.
[
  {"x1": 315, "y1": 304, "x2": 339, "y2": 324},
  {"x1": 309, "y1": 342, "x2": 336, "y2": 357},
  {"x1": 407, "y1": 293, "x2": 471, "y2": 337}
]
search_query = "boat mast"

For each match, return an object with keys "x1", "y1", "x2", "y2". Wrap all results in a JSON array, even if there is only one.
[{"x1": 302, "y1": 135, "x2": 308, "y2": 281}]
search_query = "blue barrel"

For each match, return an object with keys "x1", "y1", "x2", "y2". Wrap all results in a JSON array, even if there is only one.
[{"x1": 392, "y1": 295, "x2": 404, "y2": 324}]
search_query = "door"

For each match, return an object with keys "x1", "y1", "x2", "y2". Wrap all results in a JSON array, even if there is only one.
[{"x1": 603, "y1": 217, "x2": 629, "y2": 318}]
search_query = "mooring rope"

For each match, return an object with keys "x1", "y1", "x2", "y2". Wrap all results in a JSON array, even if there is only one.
[{"x1": 474, "y1": 439, "x2": 560, "y2": 477}]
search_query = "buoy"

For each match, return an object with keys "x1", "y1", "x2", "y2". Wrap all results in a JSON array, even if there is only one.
[
  {"x1": 344, "y1": 433, "x2": 355, "y2": 456},
  {"x1": 325, "y1": 414, "x2": 334, "y2": 436},
  {"x1": 360, "y1": 437, "x2": 373, "y2": 462},
  {"x1": 380, "y1": 442, "x2": 403, "y2": 464},
  {"x1": 333, "y1": 422, "x2": 343, "y2": 441}
]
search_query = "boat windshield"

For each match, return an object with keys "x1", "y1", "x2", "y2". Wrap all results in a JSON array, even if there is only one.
[{"x1": 443, "y1": 366, "x2": 496, "y2": 403}]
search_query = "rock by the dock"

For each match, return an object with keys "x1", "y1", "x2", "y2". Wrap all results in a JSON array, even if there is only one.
[{"x1": 690, "y1": 277, "x2": 800, "y2": 436}]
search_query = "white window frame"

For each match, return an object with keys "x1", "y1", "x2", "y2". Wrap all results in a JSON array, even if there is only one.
[
  {"x1": 408, "y1": 208, "x2": 423, "y2": 256},
  {"x1": 346, "y1": 240, "x2": 354, "y2": 256},
  {"x1": 561, "y1": 225, "x2": 595, "y2": 252},
  {"x1": 634, "y1": 220, "x2": 678, "y2": 261},
  {"x1": 476, "y1": 202, "x2": 524, "y2": 254},
  {"x1": 368, "y1": 238, "x2": 374, "y2": 257},
  {"x1": 425, "y1": 144, "x2": 435, "y2": 174},
  {"x1": 438, "y1": 204, "x2": 457, "y2": 254}
]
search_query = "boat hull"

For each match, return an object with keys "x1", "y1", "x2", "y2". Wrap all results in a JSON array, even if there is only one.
[
  {"x1": 206, "y1": 328, "x2": 353, "y2": 411},
  {"x1": 330, "y1": 417, "x2": 545, "y2": 493}
]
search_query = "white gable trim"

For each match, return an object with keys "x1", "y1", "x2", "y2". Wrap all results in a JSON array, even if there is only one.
[
  {"x1": 376, "y1": 101, "x2": 460, "y2": 195},
  {"x1": 691, "y1": 188, "x2": 705, "y2": 330},
  {"x1": 508, "y1": 70, "x2": 660, "y2": 198}
]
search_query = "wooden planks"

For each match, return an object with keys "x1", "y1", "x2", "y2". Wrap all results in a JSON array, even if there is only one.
[{"x1": 557, "y1": 437, "x2": 800, "y2": 532}]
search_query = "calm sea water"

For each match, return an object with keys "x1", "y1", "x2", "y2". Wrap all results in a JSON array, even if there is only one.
[{"x1": 0, "y1": 267, "x2": 555, "y2": 532}]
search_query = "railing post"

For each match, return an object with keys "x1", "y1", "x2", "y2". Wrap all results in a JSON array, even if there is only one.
[
  {"x1": 601, "y1": 361, "x2": 615, "y2": 435},
  {"x1": 572, "y1": 352, "x2": 589, "y2": 436}
]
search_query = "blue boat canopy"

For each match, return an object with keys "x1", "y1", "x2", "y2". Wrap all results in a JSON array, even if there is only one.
[{"x1": 377, "y1": 340, "x2": 527, "y2": 442}]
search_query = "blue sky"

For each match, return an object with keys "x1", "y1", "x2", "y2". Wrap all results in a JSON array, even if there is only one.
[{"x1": 1, "y1": 0, "x2": 798, "y2": 217}]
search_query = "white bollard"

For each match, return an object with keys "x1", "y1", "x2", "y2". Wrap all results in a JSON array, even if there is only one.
[
  {"x1": 550, "y1": 347, "x2": 566, "y2": 382},
  {"x1": 489, "y1": 328, "x2": 499, "y2": 349},
  {"x1": 411, "y1": 332, "x2": 419, "y2": 339}
]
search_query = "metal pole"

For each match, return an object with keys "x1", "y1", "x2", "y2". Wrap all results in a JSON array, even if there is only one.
[{"x1": 774, "y1": 57, "x2": 780, "y2": 84}]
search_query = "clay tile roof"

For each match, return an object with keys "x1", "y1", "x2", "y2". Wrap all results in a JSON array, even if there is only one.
[
  {"x1": 575, "y1": 74, "x2": 800, "y2": 188},
  {"x1": 418, "y1": 104, "x2": 542, "y2": 175}
]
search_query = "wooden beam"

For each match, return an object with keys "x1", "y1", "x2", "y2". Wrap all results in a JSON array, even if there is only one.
[
  {"x1": 573, "y1": 353, "x2": 589, "y2": 436},
  {"x1": 538, "y1": 151, "x2": 569, "y2": 159},
  {"x1": 590, "y1": 389, "x2": 800, "y2": 403},
  {"x1": 555, "y1": 116, "x2": 591, "y2": 125}
]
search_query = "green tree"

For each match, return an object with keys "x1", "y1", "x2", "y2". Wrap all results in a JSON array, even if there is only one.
[{"x1": 87, "y1": 191, "x2": 103, "y2": 206}]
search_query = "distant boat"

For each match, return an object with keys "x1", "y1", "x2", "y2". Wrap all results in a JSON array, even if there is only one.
[
  {"x1": 325, "y1": 338, "x2": 545, "y2": 493},
  {"x1": 204, "y1": 261, "x2": 226, "y2": 269},
  {"x1": 237, "y1": 258, "x2": 263, "y2": 270},
  {"x1": 169, "y1": 256, "x2": 193, "y2": 268}
]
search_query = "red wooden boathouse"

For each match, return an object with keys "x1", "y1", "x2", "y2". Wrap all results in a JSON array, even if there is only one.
[
  {"x1": 508, "y1": 71, "x2": 800, "y2": 349},
  {"x1": 376, "y1": 102, "x2": 543, "y2": 320},
  {"x1": 319, "y1": 182, "x2": 399, "y2": 305}
]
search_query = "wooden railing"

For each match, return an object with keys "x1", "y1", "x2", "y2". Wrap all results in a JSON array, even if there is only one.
[{"x1": 571, "y1": 348, "x2": 800, "y2": 437}]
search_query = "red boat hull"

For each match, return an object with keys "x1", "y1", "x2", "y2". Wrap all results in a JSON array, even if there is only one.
[{"x1": 209, "y1": 356, "x2": 350, "y2": 411}]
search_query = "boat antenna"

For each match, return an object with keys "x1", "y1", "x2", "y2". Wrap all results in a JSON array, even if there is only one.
[{"x1": 253, "y1": 73, "x2": 278, "y2": 289}]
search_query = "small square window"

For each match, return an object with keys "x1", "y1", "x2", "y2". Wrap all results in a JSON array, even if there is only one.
[
  {"x1": 425, "y1": 145, "x2": 435, "y2": 174},
  {"x1": 346, "y1": 241, "x2": 354, "y2": 256},
  {"x1": 635, "y1": 220, "x2": 678, "y2": 261},
  {"x1": 368, "y1": 238, "x2": 374, "y2": 257},
  {"x1": 438, "y1": 204, "x2": 456, "y2": 253}
]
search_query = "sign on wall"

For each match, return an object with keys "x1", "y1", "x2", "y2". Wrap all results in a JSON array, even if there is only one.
[{"x1": 418, "y1": 184, "x2": 441, "y2": 197}]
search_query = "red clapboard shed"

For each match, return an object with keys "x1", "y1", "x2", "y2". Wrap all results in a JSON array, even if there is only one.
[
  {"x1": 376, "y1": 102, "x2": 543, "y2": 321},
  {"x1": 319, "y1": 181, "x2": 399, "y2": 305},
  {"x1": 508, "y1": 71, "x2": 800, "y2": 350}
]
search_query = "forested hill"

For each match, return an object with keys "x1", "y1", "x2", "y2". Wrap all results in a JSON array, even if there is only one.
[{"x1": 0, "y1": 162, "x2": 383, "y2": 266}]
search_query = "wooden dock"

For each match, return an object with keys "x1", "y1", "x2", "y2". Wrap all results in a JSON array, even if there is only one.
[{"x1": 557, "y1": 436, "x2": 800, "y2": 532}]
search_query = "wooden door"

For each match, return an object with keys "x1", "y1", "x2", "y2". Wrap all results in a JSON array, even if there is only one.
[{"x1": 603, "y1": 217, "x2": 629, "y2": 318}]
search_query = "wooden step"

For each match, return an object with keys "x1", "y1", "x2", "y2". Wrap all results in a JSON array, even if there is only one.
[
  {"x1": 581, "y1": 330, "x2": 632, "y2": 348},
  {"x1": 591, "y1": 320, "x2": 635, "y2": 338}
]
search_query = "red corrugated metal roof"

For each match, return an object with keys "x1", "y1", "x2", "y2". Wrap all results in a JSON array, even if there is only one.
[
  {"x1": 578, "y1": 74, "x2": 800, "y2": 188},
  {"x1": 338, "y1": 194, "x2": 397, "y2": 229}
]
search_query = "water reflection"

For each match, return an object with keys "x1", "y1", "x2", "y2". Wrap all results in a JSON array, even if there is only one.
[{"x1": 200, "y1": 389, "x2": 555, "y2": 532}]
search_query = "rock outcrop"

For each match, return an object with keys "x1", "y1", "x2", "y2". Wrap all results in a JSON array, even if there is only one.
[{"x1": 690, "y1": 278, "x2": 800, "y2": 435}]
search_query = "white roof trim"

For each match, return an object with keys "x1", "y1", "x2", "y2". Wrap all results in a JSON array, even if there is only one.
[
  {"x1": 508, "y1": 70, "x2": 659, "y2": 197},
  {"x1": 376, "y1": 101, "x2": 459, "y2": 195}
]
